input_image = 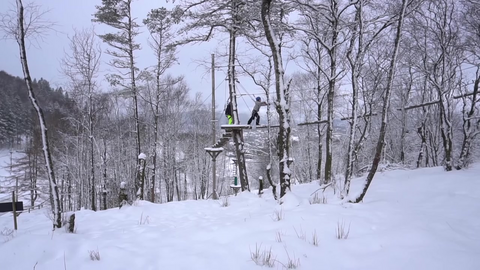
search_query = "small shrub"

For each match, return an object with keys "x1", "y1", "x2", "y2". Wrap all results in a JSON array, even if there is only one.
[
  {"x1": 138, "y1": 212, "x2": 150, "y2": 225},
  {"x1": 293, "y1": 226, "x2": 306, "y2": 241},
  {"x1": 286, "y1": 257, "x2": 301, "y2": 269},
  {"x1": 309, "y1": 192, "x2": 327, "y2": 204},
  {"x1": 88, "y1": 248, "x2": 101, "y2": 261},
  {"x1": 1, "y1": 227, "x2": 15, "y2": 242},
  {"x1": 311, "y1": 230, "x2": 319, "y2": 247},
  {"x1": 221, "y1": 196, "x2": 229, "y2": 207},
  {"x1": 271, "y1": 208, "x2": 284, "y2": 221},
  {"x1": 275, "y1": 230, "x2": 285, "y2": 243},
  {"x1": 250, "y1": 243, "x2": 276, "y2": 268},
  {"x1": 336, "y1": 220, "x2": 351, "y2": 240},
  {"x1": 280, "y1": 248, "x2": 301, "y2": 269}
]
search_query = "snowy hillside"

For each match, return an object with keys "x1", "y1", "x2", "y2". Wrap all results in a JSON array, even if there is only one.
[{"x1": 1, "y1": 164, "x2": 479, "y2": 270}]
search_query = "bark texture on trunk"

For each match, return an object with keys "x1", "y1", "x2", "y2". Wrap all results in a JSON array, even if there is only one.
[
  {"x1": 15, "y1": 0, "x2": 62, "y2": 228},
  {"x1": 261, "y1": 0, "x2": 292, "y2": 197}
]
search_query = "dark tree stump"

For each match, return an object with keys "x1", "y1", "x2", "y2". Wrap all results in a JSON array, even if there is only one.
[{"x1": 67, "y1": 213, "x2": 75, "y2": 233}]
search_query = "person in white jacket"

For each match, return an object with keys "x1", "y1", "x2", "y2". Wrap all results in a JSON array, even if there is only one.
[{"x1": 247, "y1": 97, "x2": 268, "y2": 126}]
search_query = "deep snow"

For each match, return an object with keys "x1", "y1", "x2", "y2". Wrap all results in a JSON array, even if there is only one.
[{"x1": 1, "y1": 161, "x2": 479, "y2": 270}]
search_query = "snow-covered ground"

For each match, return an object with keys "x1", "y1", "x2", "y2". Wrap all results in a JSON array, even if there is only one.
[{"x1": 1, "y1": 163, "x2": 479, "y2": 270}]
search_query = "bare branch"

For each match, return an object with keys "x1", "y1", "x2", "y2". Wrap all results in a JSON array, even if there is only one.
[{"x1": 0, "y1": 1, "x2": 57, "y2": 48}]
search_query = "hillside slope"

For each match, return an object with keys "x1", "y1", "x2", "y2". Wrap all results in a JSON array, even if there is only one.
[{"x1": 1, "y1": 164, "x2": 479, "y2": 270}]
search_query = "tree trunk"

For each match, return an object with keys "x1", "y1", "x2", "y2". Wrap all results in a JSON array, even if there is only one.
[
  {"x1": 351, "y1": 0, "x2": 408, "y2": 203},
  {"x1": 438, "y1": 98, "x2": 453, "y2": 171},
  {"x1": 90, "y1": 135, "x2": 96, "y2": 211},
  {"x1": 261, "y1": 0, "x2": 292, "y2": 197},
  {"x1": 151, "y1": 88, "x2": 160, "y2": 203},
  {"x1": 323, "y1": 1, "x2": 340, "y2": 185},
  {"x1": 266, "y1": 165, "x2": 277, "y2": 200},
  {"x1": 15, "y1": 0, "x2": 61, "y2": 228},
  {"x1": 102, "y1": 139, "x2": 107, "y2": 210},
  {"x1": 344, "y1": 1, "x2": 362, "y2": 196},
  {"x1": 456, "y1": 72, "x2": 479, "y2": 169},
  {"x1": 316, "y1": 44, "x2": 324, "y2": 181},
  {"x1": 126, "y1": 3, "x2": 143, "y2": 199}
]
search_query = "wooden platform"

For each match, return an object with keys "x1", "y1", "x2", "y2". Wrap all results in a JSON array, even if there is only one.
[
  {"x1": 204, "y1": 147, "x2": 224, "y2": 152},
  {"x1": 255, "y1": 125, "x2": 279, "y2": 129},
  {"x1": 220, "y1": 124, "x2": 252, "y2": 130}
]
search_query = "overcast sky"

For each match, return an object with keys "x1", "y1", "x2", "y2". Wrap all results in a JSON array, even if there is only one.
[{"x1": 0, "y1": 0, "x2": 264, "y2": 114}]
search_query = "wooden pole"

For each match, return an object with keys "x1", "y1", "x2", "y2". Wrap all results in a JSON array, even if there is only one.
[
  {"x1": 211, "y1": 53, "x2": 218, "y2": 200},
  {"x1": 12, "y1": 191, "x2": 18, "y2": 230},
  {"x1": 453, "y1": 92, "x2": 475, "y2": 99},
  {"x1": 15, "y1": 177, "x2": 19, "y2": 202}
]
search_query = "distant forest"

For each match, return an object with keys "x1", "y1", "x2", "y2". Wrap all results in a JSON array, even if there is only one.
[{"x1": 0, "y1": 71, "x2": 74, "y2": 147}]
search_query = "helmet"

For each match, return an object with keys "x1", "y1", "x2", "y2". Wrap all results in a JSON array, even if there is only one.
[{"x1": 256, "y1": 97, "x2": 261, "y2": 101}]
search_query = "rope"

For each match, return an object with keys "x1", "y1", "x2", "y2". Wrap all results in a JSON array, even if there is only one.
[
  {"x1": 192, "y1": 75, "x2": 227, "y2": 111},
  {"x1": 240, "y1": 92, "x2": 251, "y2": 112},
  {"x1": 237, "y1": 81, "x2": 256, "y2": 102}
]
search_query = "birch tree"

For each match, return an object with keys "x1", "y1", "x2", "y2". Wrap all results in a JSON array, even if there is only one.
[
  {"x1": 261, "y1": 0, "x2": 293, "y2": 197},
  {"x1": 0, "y1": 0, "x2": 62, "y2": 228}
]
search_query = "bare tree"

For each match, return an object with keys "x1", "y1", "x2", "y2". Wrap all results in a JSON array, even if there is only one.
[
  {"x1": 143, "y1": 7, "x2": 178, "y2": 202},
  {"x1": 456, "y1": 69, "x2": 480, "y2": 169},
  {"x1": 294, "y1": 0, "x2": 354, "y2": 185},
  {"x1": 289, "y1": 72, "x2": 322, "y2": 182},
  {"x1": 351, "y1": 0, "x2": 412, "y2": 203},
  {"x1": 237, "y1": 48, "x2": 279, "y2": 199},
  {"x1": 455, "y1": 0, "x2": 480, "y2": 169},
  {"x1": 413, "y1": 0, "x2": 463, "y2": 171},
  {"x1": 0, "y1": 0, "x2": 61, "y2": 228},
  {"x1": 61, "y1": 27, "x2": 102, "y2": 211},
  {"x1": 92, "y1": 0, "x2": 145, "y2": 198}
]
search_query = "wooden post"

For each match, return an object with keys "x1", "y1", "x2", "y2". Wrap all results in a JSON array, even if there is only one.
[
  {"x1": 10, "y1": 150, "x2": 13, "y2": 173},
  {"x1": 15, "y1": 177, "x2": 19, "y2": 202},
  {"x1": 12, "y1": 191, "x2": 17, "y2": 230},
  {"x1": 258, "y1": 176, "x2": 264, "y2": 195},
  {"x1": 211, "y1": 53, "x2": 219, "y2": 200}
]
